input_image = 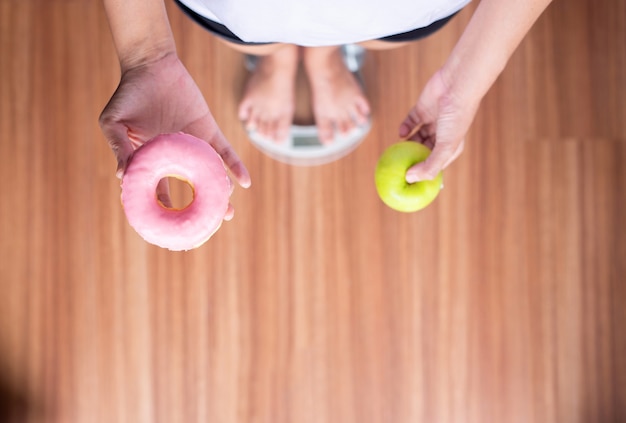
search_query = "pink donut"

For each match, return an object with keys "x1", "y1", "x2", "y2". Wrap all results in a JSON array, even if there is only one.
[{"x1": 121, "y1": 133, "x2": 230, "y2": 251}]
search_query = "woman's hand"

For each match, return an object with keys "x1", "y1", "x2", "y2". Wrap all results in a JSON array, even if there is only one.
[
  {"x1": 398, "y1": 0, "x2": 554, "y2": 183},
  {"x1": 99, "y1": 52, "x2": 251, "y2": 219},
  {"x1": 398, "y1": 69, "x2": 479, "y2": 183}
]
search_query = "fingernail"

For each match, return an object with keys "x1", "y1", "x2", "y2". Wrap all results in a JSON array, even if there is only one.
[{"x1": 240, "y1": 178, "x2": 251, "y2": 189}]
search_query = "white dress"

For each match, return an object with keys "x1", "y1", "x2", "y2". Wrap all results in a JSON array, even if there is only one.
[{"x1": 177, "y1": 0, "x2": 470, "y2": 46}]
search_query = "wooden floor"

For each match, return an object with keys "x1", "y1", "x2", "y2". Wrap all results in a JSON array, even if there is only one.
[{"x1": 1, "y1": 0, "x2": 625, "y2": 422}]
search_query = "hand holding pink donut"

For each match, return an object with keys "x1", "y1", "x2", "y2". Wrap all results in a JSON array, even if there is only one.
[
  {"x1": 99, "y1": 52, "x2": 251, "y2": 221},
  {"x1": 121, "y1": 133, "x2": 232, "y2": 251}
]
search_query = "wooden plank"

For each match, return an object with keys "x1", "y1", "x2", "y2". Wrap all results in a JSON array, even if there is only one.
[{"x1": 0, "y1": 0, "x2": 624, "y2": 422}]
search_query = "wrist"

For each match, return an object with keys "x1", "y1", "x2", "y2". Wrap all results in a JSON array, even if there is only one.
[
  {"x1": 103, "y1": 0, "x2": 177, "y2": 72},
  {"x1": 439, "y1": 0, "x2": 553, "y2": 106},
  {"x1": 439, "y1": 33, "x2": 509, "y2": 107},
  {"x1": 118, "y1": 37, "x2": 177, "y2": 73}
]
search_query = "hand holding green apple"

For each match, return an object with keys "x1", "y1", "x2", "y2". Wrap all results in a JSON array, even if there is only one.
[{"x1": 375, "y1": 141, "x2": 443, "y2": 212}]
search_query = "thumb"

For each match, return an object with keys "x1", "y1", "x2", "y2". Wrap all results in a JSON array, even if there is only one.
[
  {"x1": 99, "y1": 115, "x2": 135, "y2": 179},
  {"x1": 405, "y1": 145, "x2": 449, "y2": 183}
]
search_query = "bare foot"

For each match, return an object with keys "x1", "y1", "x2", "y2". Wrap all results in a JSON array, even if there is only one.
[
  {"x1": 303, "y1": 46, "x2": 370, "y2": 144},
  {"x1": 238, "y1": 45, "x2": 299, "y2": 142}
]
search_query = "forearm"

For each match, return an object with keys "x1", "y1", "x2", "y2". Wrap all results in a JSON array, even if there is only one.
[
  {"x1": 441, "y1": 0, "x2": 553, "y2": 103},
  {"x1": 103, "y1": 0, "x2": 176, "y2": 71}
]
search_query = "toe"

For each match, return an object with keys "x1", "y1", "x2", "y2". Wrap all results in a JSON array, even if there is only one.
[
  {"x1": 355, "y1": 97, "x2": 371, "y2": 125},
  {"x1": 258, "y1": 116, "x2": 272, "y2": 139},
  {"x1": 238, "y1": 99, "x2": 252, "y2": 122},
  {"x1": 317, "y1": 117, "x2": 335, "y2": 144},
  {"x1": 338, "y1": 112, "x2": 354, "y2": 135},
  {"x1": 245, "y1": 107, "x2": 260, "y2": 132},
  {"x1": 267, "y1": 119, "x2": 280, "y2": 142},
  {"x1": 275, "y1": 116, "x2": 291, "y2": 143}
]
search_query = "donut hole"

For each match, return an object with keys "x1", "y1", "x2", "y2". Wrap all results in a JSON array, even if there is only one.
[{"x1": 157, "y1": 176, "x2": 195, "y2": 211}]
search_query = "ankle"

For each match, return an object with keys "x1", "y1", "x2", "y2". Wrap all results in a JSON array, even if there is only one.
[
  {"x1": 261, "y1": 44, "x2": 299, "y2": 70},
  {"x1": 303, "y1": 46, "x2": 343, "y2": 69}
]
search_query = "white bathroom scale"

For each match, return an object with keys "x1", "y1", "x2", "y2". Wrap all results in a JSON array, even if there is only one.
[{"x1": 244, "y1": 44, "x2": 371, "y2": 166}]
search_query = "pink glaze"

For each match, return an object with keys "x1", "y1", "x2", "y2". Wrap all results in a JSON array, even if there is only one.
[{"x1": 121, "y1": 133, "x2": 230, "y2": 251}]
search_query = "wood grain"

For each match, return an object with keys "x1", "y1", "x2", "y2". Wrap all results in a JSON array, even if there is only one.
[{"x1": 0, "y1": 0, "x2": 625, "y2": 422}]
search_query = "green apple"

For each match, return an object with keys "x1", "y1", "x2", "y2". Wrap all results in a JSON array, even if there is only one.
[{"x1": 375, "y1": 141, "x2": 443, "y2": 212}]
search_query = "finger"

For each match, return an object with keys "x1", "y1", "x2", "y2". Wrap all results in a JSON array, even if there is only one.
[
  {"x1": 155, "y1": 177, "x2": 173, "y2": 209},
  {"x1": 405, "y1": 143, "x2": 455, "y2": 183},
  {"x1": 399, "y1": 107, "x2": 422, "y2": 138},
  {"x1": 224, "y1": 203, "x2": 235, "y2": 221},
  {"x1": 407, "y1": 124, "x2": 436, "y2": 151},
  {"x1": 216, "y1": 144, "x2": 252, "y2": 188},
  {"x1": 185, "y1": 118, "x2": 252, "y2": 189},
  {"x1": 417, "y1": 125, "x2": 432, "y2": 141},
  {"x1": 99, "y1": 114, "x2": 135, "y2": 179}
]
